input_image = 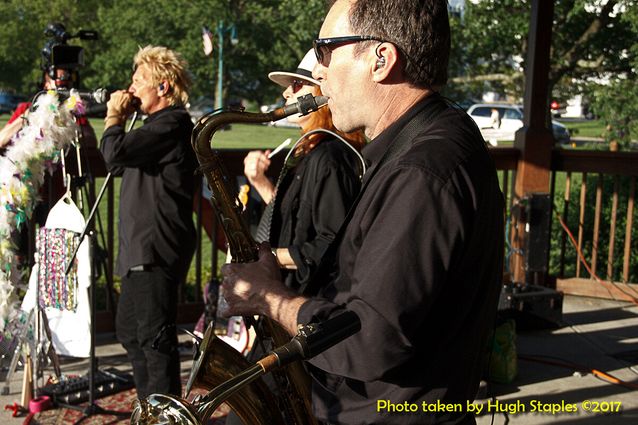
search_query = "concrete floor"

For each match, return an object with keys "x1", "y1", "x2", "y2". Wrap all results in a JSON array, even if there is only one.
[
  {"x1": 476, "y1": 295, "x2": 638, "y2": 425},
  {"x1": 1, "y1": 295, "x2": 637, "y2": 424}
]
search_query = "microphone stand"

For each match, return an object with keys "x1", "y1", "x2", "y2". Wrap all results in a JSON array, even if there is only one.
[{"x1": 59, "y1": 112, "x2": 139, "y2": 424}]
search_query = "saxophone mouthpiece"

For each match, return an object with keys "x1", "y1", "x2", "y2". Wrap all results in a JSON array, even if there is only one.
[
  {"x1": 314, "y1": 96, "x2": 329, "y2": 108},
  {"x1": 282, "y1": 94, "x2": 329, "y2": 117}
]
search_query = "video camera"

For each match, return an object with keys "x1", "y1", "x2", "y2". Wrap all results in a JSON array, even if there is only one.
[{"x1": 41, "y1": 23, "x2": 98, "y2": 80}]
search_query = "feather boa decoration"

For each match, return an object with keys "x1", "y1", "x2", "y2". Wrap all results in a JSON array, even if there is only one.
[{"x1": 0, "y1": 90, "x2": 83, "y2": 331}]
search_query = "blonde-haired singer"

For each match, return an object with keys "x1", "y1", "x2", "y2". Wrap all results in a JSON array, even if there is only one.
[{"x1": 100, "y1": 45, "x2": 196, "y2": 398}]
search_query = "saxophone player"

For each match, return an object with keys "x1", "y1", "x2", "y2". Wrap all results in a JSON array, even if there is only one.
[
  {"x1": 222, "y1": 1, "x2": 504, "y2": 425},
  {"x1": 100, "y1": 45, "x2": 197, "y2": 399}
]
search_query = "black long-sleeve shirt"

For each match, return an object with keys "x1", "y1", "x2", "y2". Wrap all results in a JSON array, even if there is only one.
[
  {"x1": 100, "y1": 106, "x2": 197, "y2": 279},
  {"x1": 270, "y1": 137, "x2": 362, "y2": 290},
  {"x1": 297, "y1": 95, "x2": 504, "y2": 425}
]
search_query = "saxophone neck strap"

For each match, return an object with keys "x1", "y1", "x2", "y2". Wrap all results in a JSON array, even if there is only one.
[{"x1": 300, "y1": 94, "x2": 447, "y2": 297}]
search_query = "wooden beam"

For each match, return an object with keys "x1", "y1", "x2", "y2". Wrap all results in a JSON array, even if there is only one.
[
  {"x1": 557, "y1": 278, "x2": 638, "y2": 303},
  {"x1": 552, "y1": 150, "x2": 638, "y2": 176},
  {"x1": 510, "y1": 0, "x2": 555, "y2": 285}
]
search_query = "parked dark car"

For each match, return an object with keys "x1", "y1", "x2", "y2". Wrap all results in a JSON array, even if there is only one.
[
  {"x1": 187, "y1": 97, "x2": 215, "y2": 123},
  {"x1": 0, "y1": 92, "x2": 26, "y2": 115}
]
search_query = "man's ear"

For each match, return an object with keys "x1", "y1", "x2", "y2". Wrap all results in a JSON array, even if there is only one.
[
  {"x1": 158, "y1": 80, "x2": 169, "y2": 96},
  {"x1": 371, "y1": 43, "x2": 398, "y2": 82}
]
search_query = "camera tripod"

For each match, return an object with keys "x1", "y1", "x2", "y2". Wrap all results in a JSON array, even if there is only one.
[{"x1": 45, "y1": 122, "x2": 134, "y2": 423}]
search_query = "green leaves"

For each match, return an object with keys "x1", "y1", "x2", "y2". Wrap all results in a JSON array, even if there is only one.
[
  {"x1": 588, "y1": 79, "x2": 638, "y2": 148},
  {"x1": 448, "y1": 1, "x2": 637, "y2": 108},
  {"x1": 0, "y1": 0, "x2": 326, "y2": 109}
]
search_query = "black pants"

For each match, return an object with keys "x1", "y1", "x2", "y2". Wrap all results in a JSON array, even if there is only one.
[{"x1": 116, "y1": 267, "x2": 181, "y2": 398}]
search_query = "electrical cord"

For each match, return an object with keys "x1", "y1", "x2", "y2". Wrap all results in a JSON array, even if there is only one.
[
  {"x1": 518, "y1": 353, "x2": 638, "y2": 390},
  {"x1": 552, "y1": 202, "x2": 638, "y2": 305}
]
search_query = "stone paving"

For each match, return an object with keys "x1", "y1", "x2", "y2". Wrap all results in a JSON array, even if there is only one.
[{"x1": 1, "y1": 295, "x2": 636, "y2": 424}]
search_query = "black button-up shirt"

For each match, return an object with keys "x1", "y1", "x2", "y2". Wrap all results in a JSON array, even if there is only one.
[
  {"x1": 298, "y1": 95, "x2": 504, "y2": 425},
  {"x1": 271, "y1": 137, "x2": 362, "y2": 290},
  {"x1": 100, "y1": 106, "x2": 197, "y2": 279}
]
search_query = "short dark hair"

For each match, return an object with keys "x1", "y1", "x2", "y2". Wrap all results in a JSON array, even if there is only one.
[{"x1": 346, "y1": 0, "x2": 450, "y2": 89}]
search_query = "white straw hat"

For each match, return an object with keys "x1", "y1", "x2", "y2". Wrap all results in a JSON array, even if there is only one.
[{"x1": 268, "y1": 49, "x2": 320, "y2": 88}]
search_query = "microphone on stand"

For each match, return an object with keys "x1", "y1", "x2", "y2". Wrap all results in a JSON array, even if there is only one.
[
  {"x1": 55, "y1": 87, "x2": 110, "y2": 104},
  {"x1": 54, "y1": 88, "x2": 109, "y2": 117},
  {"x1": 127, "y1": 111, "x2": 138, "y2": 133},
  {"x1": 55, "y1": 88, "x2": 141, "y2": 118}
]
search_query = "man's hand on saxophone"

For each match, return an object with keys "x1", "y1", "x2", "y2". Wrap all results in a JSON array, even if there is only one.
[{"x1": 221, "y1": 242, "x2": 308, "y2": 336}]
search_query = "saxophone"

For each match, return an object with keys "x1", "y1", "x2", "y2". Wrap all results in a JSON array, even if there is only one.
[{"x1": 131, "y1": 94, "x2": 327, "y2": 425}]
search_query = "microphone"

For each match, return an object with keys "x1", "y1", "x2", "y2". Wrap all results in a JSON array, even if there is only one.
[
  {"x1": 55, "y1": 87, "x2": 110, "y2": 104},
  {"x1": 55, "y1": 88, "x2": 141, "y2": 117}
]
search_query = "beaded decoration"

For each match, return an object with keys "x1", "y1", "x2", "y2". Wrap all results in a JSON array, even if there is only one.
[
  {"x1": 36, "y1": 228, "x2": 80, "y2": 312},
  {"x1": 1, "y1": 90, "x2": 83, "y2": 330}
]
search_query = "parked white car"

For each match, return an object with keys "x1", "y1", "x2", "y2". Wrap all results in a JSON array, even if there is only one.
[{"x1": 466, "y1": 103, "x2": 571, "y2": 146}]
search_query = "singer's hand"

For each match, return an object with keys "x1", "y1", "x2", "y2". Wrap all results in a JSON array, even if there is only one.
[{"x1": 106, "y1": 90, "x2": 137, "y2": 118}]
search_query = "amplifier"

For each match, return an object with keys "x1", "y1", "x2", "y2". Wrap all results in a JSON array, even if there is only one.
[
  {"x1": 498, "y1": 283, "x2": 563, "y2": 330},
  {"x1": 36, "y1": 368, "x2": 134, "y2": 405}
]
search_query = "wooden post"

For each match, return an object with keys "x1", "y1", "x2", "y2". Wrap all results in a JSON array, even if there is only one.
[
  {"x1": 20, "y1": 354, "x2": 33, "y2": 408},
  {"x1": 510, "y1": 0, "x2": 555, "y2": 285}
]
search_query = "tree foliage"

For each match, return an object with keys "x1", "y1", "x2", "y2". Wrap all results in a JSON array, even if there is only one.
[
  {"x1": 2, "y1": 0, "x2": 637, "y2": 132},
  {"x1": 0, "y1": 0, "x2": 102, "y2": 95},
  {"x1": 447, "y1": 0, "x2": 528, "y2": 101},
  {"x1": 586, "y1": 2, "x2": 638, "y2": 148},
  {"x1": 0, "y1": 0, "x2": 327, "y2": 109},
  {"x1": 447, "y1": 0, "x2": 637, "y2": 108}
]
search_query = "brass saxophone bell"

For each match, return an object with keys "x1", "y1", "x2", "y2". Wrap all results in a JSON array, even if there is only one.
[{"x1": 131, "y1": 394, "x2": 200, "y2": 425}]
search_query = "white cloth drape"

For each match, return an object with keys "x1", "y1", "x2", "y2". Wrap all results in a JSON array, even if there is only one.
[{"x1": 21, "y1": 195, "x2": 91, "y2": 358}]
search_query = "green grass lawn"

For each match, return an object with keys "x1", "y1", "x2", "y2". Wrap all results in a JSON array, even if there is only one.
[
  {"x1": 557, "y1": 119, "x2": 605, "y2": 139},
  {"x1": 1, "y1": 115, "x2": 302, "y2": 150},
  {"x1": 206, "y1": 123, "x2": 302, "y2": 149},
  {"x1": 87, "y1": 117, "x2": 302, "y2": 149},
  {"x1": 3, "y1": 113, "x2": 607, "y2": 146}
]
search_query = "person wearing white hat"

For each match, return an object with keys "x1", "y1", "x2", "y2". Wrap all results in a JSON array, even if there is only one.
[
  {"x1": 218, "y1": 49, "x2": 367, "y2": 425},
  {"x1": 243, "y1": 49, "x2": 366, "y2": 291}
]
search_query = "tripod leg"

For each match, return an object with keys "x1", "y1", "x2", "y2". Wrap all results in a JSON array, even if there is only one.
[
  {"x1": 1, "y1": 313, "x2": 31, "y2": 395},
  {"x1": 39, "y1": 310, "x2": 62, "y2": 378},
  {"x1": 20, "y1": 353, "x2": 33, "y2": 407}
]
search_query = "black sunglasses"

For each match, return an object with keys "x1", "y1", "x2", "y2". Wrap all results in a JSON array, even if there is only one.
[
  {"x1": 313, "y1": 35, "x2": 386, "y2": 65},
  {"x1": 291, "y1": 79, "x2": 306, "y2": 93}
]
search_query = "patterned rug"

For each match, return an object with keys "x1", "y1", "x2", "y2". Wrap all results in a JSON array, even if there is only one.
[
  {"x1": 23, "y1": 387, "x2": 136, "y2": 425},
  {"x1": 22, "y1": 387, "x2": 230, "y2": 424}
]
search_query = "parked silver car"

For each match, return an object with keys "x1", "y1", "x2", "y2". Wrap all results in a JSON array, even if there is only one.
[{"x1": 466, "y1": 103, "x2": 571, "y2": 145}]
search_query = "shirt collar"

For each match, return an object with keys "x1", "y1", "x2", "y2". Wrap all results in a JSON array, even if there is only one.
[
  {"x1": 143, "y1": 105, "x2": 182, "y2": 123},
  {"x1": 362, "y1": 92, "x2": 442, "y2": 170}
]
